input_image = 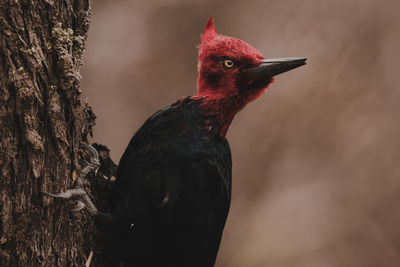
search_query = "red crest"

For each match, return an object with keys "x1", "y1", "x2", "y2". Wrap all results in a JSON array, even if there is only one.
[{"x1": 201, "y1": 17, "x2": 218, "y2": 42}]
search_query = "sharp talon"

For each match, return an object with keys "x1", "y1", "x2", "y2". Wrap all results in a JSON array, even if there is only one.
[
  {"x1": 42, "y1": 191, "x2": 72, "y2": 199},
  {"x1": 81, "y1": 144, "x2": 99, "y2": 161},
  {"x1": 43, "y1": 144, "x2": 101, "y2": 216},
  {"x1": 73, "y1": 200, "x2": 86, "y2": 212},
  {"x1": 42, "y1": 189, "x2": 83, "y2": 200},
  {"x1": 80, "y1": 144, "x2": 101, "y2": 177},
  {"x1": 42, "y1": 188, "x2": 98, "y2": 216}
]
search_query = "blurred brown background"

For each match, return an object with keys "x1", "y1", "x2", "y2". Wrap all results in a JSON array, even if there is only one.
[{"x1": 81, "y1": 0, "x2": 400, "y2": 266}]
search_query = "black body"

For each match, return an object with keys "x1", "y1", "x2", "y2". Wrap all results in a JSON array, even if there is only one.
[{"x1": 102, "y1": 97, "x2": 232, "y2": 267}]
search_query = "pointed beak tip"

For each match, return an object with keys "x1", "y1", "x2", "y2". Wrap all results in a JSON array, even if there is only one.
[
  {"x1": 299, "y1": 57, "x2": 307, "y2": 65},
  {"x1": 299, "y1": 58, "x2": 307, "y2": 67}
]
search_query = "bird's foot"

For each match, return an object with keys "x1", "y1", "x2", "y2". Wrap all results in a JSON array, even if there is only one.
[{"x1": 42, "y1": 144, "x2": 101, "y2": 216}]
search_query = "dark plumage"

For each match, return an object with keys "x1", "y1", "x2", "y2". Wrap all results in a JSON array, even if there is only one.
[
  {"x1": 103, "y1": 98, "x2": 231, "y2": 266},
  {"x1": 97, "y1": 17, "x2": 306, "y2": 267}
]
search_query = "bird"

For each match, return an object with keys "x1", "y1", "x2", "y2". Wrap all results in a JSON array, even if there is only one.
[
  {"x1": 106, "y1": 17, "x2": 306, "y2": 267},
  {"x1": 44, "y1": 17, "x2": 306, "y2": 267}
]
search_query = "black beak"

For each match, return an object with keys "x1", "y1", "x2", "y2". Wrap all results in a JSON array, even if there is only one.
[
  {"x1": 246, "y1": 57, "x2": 307, "y2": 78},
  {"x1": 240, "y1": 57, "x2": 306, "y2": 90}
]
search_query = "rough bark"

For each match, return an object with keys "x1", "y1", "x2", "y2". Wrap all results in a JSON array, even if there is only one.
[{"x1": 0, "y1": 0, "x2": 108, "y2": 266}]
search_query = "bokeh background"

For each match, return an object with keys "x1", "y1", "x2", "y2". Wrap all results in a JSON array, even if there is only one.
[{"x1": 81, "y1": 0, "x2": 400, "y2": 266}]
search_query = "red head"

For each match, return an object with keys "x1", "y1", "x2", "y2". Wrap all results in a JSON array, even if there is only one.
[
  {"x1": 197, "y1": 17, "x2": 266, "y2": 104},
  {"x1": 195, "y1": 17, "x2": 306, "y2": 136}
]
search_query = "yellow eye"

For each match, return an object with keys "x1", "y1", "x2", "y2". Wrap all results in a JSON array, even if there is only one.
[{"x1": 223, "y1": 58, "x2": 235, "y2": 68}]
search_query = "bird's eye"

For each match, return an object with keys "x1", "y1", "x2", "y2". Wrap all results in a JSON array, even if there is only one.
[{"x1": 222, "y1": 58, "x2": 235, "y2": 69}]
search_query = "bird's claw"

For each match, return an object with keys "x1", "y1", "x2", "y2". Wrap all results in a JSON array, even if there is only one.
[
  {"x1": 76, "y1": 144, "x2": 100, "y2": 186},
  {"x1": 43, "y1": 188, "x2": 98, "y2": 215},
  {"x1": 73, "y1": 200, "x2": 86, "y2": 212},
  {"x1": 42, "y1": 190, "x2": 75, "y2": 199},
  {"x1": 42, "y1": 144, "x2": 100, "y2": 216}
]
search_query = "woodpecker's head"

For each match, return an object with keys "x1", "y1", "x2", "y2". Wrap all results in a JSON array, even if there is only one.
[{"x1": 196, "y1": 17, "x2": 306, "y2": 106}]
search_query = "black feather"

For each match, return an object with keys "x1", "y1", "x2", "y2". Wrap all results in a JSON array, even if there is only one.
[{"x1": 101, "y1": 97, "x2": 232, "y2": 267}]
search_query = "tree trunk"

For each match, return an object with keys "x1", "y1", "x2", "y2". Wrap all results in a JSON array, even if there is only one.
[{"x1": 0, "y1": 0, "x2": 106, "y2": 266}]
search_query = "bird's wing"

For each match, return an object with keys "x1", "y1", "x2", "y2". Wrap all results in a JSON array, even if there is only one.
[
  {"x1": 109, "y1": 158, "x2": 232, "y2": 265},
  {"x1": 113, "y1": 153, "x2": 232, "y2": 220}
]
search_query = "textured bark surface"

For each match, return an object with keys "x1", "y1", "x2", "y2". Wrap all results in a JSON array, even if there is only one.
[{"x1": 0, "y1": 0, "x2": 107, "y2": 266}]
